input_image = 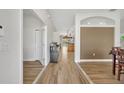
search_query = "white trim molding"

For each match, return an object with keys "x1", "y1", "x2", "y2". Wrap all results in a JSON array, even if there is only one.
[
  {"x1": 76, "y1": 63, "x2": 93, "y2": 84},
  {"x1": 80, "y1": 25, "x2": 115, "y2": 27},
  {"x1": 20, "y1": 9, "x2": 23, "y2": 84},
  {"x1": 32, "y1": 65, "x2": 47, "y2": 84},
  {"x1": 79, "y1": 59, "x2": 112, "y2": 62},
  {"x1": 23, "y1": 58, "x2": 37, "y2": 62}
]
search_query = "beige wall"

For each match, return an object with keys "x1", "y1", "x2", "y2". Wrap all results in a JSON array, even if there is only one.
[{"x1": 80, "y1": 27, "x2": 114, "y2": 59}]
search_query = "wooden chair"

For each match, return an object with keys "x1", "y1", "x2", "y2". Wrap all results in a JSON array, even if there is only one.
[
  {"x1": 109, "y1": 47, "x2": 120, "y2": 75},
  {"x1": 117, "y1": 49, "x2": 124, "y2": 80}
]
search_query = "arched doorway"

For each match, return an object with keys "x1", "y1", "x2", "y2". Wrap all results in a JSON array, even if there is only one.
[
  {"x1": 80, "y1": 16, "x2": 115, "y2": 61},
  {"x1": 75, "y1": 13, "x2": 120, "y2": 62}
]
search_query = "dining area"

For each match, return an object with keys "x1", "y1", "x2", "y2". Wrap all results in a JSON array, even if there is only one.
[{"x1": 109, "y1": 47, "x2": 124, "y2": 81}]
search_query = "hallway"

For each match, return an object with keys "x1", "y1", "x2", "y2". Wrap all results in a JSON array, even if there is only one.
[{"x1": 35, "y1": 44, "x2": 90, "y2": 84}]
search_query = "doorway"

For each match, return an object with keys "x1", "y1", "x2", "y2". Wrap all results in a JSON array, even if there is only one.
[{"x1": 35, "y1": 28, "x2": 45, "y2": 65}]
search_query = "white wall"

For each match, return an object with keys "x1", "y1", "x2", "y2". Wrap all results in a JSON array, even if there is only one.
[
  {"x1": 75, "y1": 12, "x2": 120, "y2": 62},
  {"x1": 33, "y1": 9, "x2": 56, "y2": 65},
  {"x1": 53, "y1": 31, "x2": 60, "y2": 43},
  {"x1": 0, "y1": 9, "x2": 23, "y2": 83},
  {"x1": 23, "y1": 10, "x2": 45, "y2": 63}
]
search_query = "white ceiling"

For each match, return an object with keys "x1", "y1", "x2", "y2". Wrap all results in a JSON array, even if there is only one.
[
  {"x1": 23, "y1": 9, "x2": 45, "y2": 26},
  {"x1": 47, "y1": 9, "x2": 124, "y2": 33}
]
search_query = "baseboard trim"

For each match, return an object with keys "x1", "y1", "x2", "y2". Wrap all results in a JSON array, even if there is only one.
[
  {"x1": 79, "y1": 59, "x2": 112, "y2": 62},
  {"x1": 76, "y1": 63, "x2": 93, "y2": 84},
  {"x1": 23, "y1": 59, "x2": 37, "y2": 62},
  {"x1": 32, "y1": 65, "x2": 47, "y2": 84}
]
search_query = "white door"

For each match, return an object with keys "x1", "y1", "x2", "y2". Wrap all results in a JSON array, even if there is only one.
[{"x1": 35, "y1": 27, "x2": 46, "y2": 65}]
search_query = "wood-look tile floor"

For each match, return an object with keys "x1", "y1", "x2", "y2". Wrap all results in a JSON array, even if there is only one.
[
  {"x1": 36, "y1": 45, "x2": 90, "y2": 84},
  {"x1": 23, "y1": 61, "x2": 44, "y2": 84},
  {"x1": 79, "y1": 62, "x2": 123, "y2": 84}
]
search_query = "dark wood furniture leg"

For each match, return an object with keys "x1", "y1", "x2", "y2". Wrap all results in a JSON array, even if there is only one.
[
  {"x1": 113, "y1": 54, "x2": 116, "y2": 75},
  {"x1": 117, "y1": 65, "x2": 121, "y2": 80}
]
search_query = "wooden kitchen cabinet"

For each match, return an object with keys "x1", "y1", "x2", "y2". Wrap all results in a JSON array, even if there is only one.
[{"x1": 68, "y1": 44, "x2": 74, "y2": 52}]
